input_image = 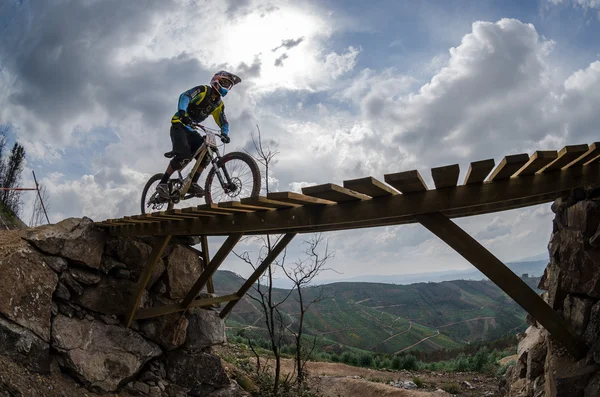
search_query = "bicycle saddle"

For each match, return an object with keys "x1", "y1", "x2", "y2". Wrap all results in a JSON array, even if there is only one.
[{"x1": 164, "y1": 151, "x2": 176, "y2": 158}]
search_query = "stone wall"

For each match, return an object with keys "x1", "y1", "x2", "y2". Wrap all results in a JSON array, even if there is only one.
[
  {"x1": 502, "y1": 188, "x2": 600, "y2": 397},
  {"x1": 0, "y1": 218, "x2": 248, "y2": 397}
]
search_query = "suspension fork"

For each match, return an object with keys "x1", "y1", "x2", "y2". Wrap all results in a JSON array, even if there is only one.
[{"x1": 208, "y1": 148, "x2": 235, "y2": 190}]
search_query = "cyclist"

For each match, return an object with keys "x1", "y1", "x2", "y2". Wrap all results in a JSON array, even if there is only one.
[{"x1": 156, "y1": 71, "x2": 242, "y2": 199}]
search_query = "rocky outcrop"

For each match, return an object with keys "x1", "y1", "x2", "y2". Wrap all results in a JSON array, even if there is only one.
[
  {"x1": 0, "y1": 218, "x2": 236, "y2": 397},
  {"x1": 502, "y1": 188, "x2": 600, "y2": 397}
]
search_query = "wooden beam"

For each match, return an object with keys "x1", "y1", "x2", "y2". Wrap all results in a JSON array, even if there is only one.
[
  {"x1": 538, "y1": 144, "x2": 589, "y2": 173},
  {"x1": 302, "y1": 183, "x2": 371, "y2": 202},
  {"x1": 415, "y1": 212, "x2": 587, "y2": 359},
  {"x1": 106, "y1": 163, "x2": 600, "y2": 237},
  {"x1": 126, "y1": 235, "x2": 172, "y2": 327},
  {"x1": 181, "y1": 233, "x2": 243, "y2": 309},
  {"x1": 343, "y1": 177, "x2": 399, "y2": 197},
  {"x1": 219, "y1": 233, "x2": 297, "y2": 319},
  {"x1": 201, "y1": 235, "x2": 215, "y2": 294},
  {"x1": 268, "y1": 191, "x2": 336, "y2": 205},
  {"x1": 241, "y1": 196, "x2": 301, "y2": 209},
  {"x1": 219, "y1": 201, "x2": 275, "y2": 211},
  {"x1": 512, "y1": 151, "x2": 558, "y2": 177},
  {"x1": 384, "y1": 170, "x2": 428, "y2": 193},
  {"x1": 463, "y1": 159, "x2": 495, "y2": 185},
  {"x1": 431, "y1": 164, "x2": 460, "y2": 189},
  {"x1": 166, "y1": 209, "x2": 215, "y2": 218},
  {"x1": 585, "y1": 153, "x2": 600, "y2": 166},
  {"x1": 134, "y1": 294, "x2": 240, "y2": 320},
  {"x1": 564, "y1": 142, "x2": 600, "y2": 169},
  {"x1": 486, "y1": 153, "x2": 529, "y2": 181}
]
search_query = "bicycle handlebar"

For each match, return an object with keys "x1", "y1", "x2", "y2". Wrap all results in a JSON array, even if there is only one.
[{"x1": 189, "y1": 123, "x2": 222, "y2": 136}]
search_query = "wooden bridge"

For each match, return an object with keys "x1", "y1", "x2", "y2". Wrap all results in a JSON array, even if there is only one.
[{"x1": 97, "y1": 142, "x2": 600, "y2": 359}]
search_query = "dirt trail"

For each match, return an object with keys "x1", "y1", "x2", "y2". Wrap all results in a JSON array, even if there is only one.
[
  {"x1": 310, "y1": 376, "x2": 450, "y2": 397},
  {"x1": 395, "y1": 330, "x2": 441, "y2": 354}
]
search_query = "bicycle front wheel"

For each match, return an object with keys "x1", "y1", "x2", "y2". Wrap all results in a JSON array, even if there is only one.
[{"x1": 204, "y1": 152, "x2": 261, "y2": 204}]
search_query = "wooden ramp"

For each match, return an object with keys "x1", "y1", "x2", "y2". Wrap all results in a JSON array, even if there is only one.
[{"x1": 96, "y1": 142, "x2": 600, "y2": 359}]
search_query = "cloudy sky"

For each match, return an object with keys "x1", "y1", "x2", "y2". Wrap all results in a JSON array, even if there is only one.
[{"x1": 1, "y1": 0, "x2": 600, "y2": 284}]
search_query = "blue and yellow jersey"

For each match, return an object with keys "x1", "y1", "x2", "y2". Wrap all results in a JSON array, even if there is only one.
[{"x1": 171, "y1": 85, "x2": 229, "y2": 134}]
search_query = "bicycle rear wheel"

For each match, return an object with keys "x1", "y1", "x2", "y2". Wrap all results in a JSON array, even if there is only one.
[
  {"x1": 140, "y1": 173, "x2": 169, "y2": 215},
  {"x1": 204, "y1": 152, "x2": 261, "y2": 204}
]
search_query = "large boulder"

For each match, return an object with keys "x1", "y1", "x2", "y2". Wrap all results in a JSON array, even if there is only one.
[
  {"x1": 74, "y1": 276, "x2": 135, "y2": 316},
  {"x1": 184, "y1": 308, "x2": 226, "y2": 351},
  {"x1": 166, "y1": 245, "x2": 202, "y2": 299},
  {"x1": 563, "y1": 294, "x2": 595, "y2": 336},
  {"x1": 0, "y1": 315, "x2": 50, "y2": 374},
  {"x1": 0, "y1": 235, "x2": 57, "y2": 341},
  {"x1": 167, "y1": 350, "x2": 230, "y2": 391},
  {"x1": 139, "y1": 313, "x2": 189, "y2": 351},
  {"x1": 52, "y1": 314, "x2": 162, "y2": 392},
  {"x1": 24, "y1": 217, "x2": 105, "y2": 270},
  {"x1": 104, "y1": 237, "x2": 165, "y2": 288}
]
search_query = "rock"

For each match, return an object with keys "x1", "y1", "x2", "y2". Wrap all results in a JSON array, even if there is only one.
[
  {"x1": 184, "y1": 308, "x2": 226, "y2": 350},
  {"x1": 105, "y1": 238, "x2": 165, "y2": 288},
  {"x1": 100, "y1": 256, "x2": 127, "y2": 274},
  {"x1": 60, "y1": 272, "x2": 84, "y2": 296},
  {"x1": 115, "y1": 269, "x2": 131, "y2": 279},
  {"x1": 166, "y1": 245, "x2": 202, "y2": 299},
  {"x1": 25, "y1": 217, "x2": 105, "y2": 269},
  {"x1": 544, "y1": 347, "x2": 599, "y2": 397},
  {"x1": 54, "y1": 282, "x2": 71, "y2": 300},
  {"x1": 590, "y1": 225, "x2": 600, "y2": 248},
  {"x1": 165, "y1": 383, "x2": 189, "y2": 397},
  {"x1": 52, "y1": 314, "x2": 162, "y2": 392},
  {"x1": 0, "y1": 315, "x2": 50, "y2": 373},
  {"x1": 460, "y1": 381, "x2": 474, "y2": 390},
  {"x1": 69, "y1": 267, "x2": 102, "y2": 285},
  {"x1": 44, "y1": 255, "x2": 68, "y2": 273},
  {"x1": 526, "y1": 332, "x2": 547, "y2": 381},
  {"x1": 402, "y1": 380, "x2": 417, "y2": 389},
  {"x1": 585, "y1": 372, "x2": 600, "y2": 397},
  {"x1": 567, "y1": 200, "x2": 600, "y2": 238},
  {"x1": 149, "y1": 386, "x2": 162, "y2": 397},
  {"x1": 0, "y1": 238, "x2": 57, "y2": 342},
  {"x1": 518, "y1": 326, "x2": 545, "y2": 362},
  {"x1": 140, "y1": 313, "x2": 189, "y2": 351},
  {"x1": 167, "y1": 350, "x2": 229, "y2": 390},
  {"x1": 134, "y1": 381, "x2": 151, "y2": 394},
  {"x1": 74, "y1": 276, "x2": 134, "y2": 316},
  {"x1": 584, "y1": 302, "x2": 600, "y2": 362},
  {"x1": 549, "y1": 229, "x2": 600, "y2": 298},
  {"x1": 563, "y1": 294, "x2": 595, "y2": 335}
]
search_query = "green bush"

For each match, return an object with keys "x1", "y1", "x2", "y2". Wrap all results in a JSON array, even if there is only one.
[
  {"x1": 442, "y1": 382, "x2": 461, "y2": 394},
  {"x1": 358, "y1": 353, "x2": 374, "y2": 367},
  {"x1": 412, "y1": 377, "x2": 424, "y2": 388}
]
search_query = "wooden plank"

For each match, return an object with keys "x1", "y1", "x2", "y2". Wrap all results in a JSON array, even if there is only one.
[
  {"x1": 166, "y1": 209, "x2": 214, "y2": 218},
  {"x1": 415, "y1": 212, "x2": 587, "y2": 359},
  {"x1": 267, "y1": 191, "x2": 336, "y2": 205},
  {"x1": 486, "y1": 153, "x2": 530, "y2": 181},
  {"x1": 384, "y1": 170, "x2": 428, "y2": 193},
  {"x1": 343, "y1": 177, "x2": 399, "y2": 197},
  {"x1": 134, "y1": 294, "x2": 240, "y2": 319},
  {"x1": 181, "y1": 233, "x2": 243, "y2": 310},
  {"x1": 241, "y1": 196, "x2": 300, "y2": 209},
  {"x1": 584, "y1": 153, "x2": 600, "y2": 166},
  {"x1": 220, "y1": 233, "x2": 297, "y2": 319},
  {"x1": 126, "y1": 235, "x2": 171, "y2": 327},
  {"x1": 219, "y1": 201, "x2": 274, "y2": 211},
  {"x1": 512, "y1": 151, "x2": 558, "y2": 177},
  {"x1": 431, "y1": 164, "x2": 460, "y2": 189},
  {"x1": 463, "y1": 159, "x2": 495, "y2": 185},
  {"x1": 537, "y1": 144, "x2": 589, "y2": 173},
  {"x1": 182, "y1": 207, "x2": 232, "y2": 216},
  {"x1": 564, "y1": 142, "x2": 600, "y2": 169},
  {"x1": 302, "y1": 183, "x2": 371, "y2": 202},
  {"x1": 196, "y1": 203, "x2": 255, "y2": 214},
  {"x1": 201, "y1": 235, "x2": 215, "y2": 294},
  {"x1": 107, "y1": 164, "x2": 600, "y2": 238}
]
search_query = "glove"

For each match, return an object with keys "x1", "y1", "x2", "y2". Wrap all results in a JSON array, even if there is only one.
[
  {"x1": 221, "y1": 134, "x2": 230, "y2": 144},
  {"x1": 178, "y1": 110, "x2": 191, "y2": 125}
]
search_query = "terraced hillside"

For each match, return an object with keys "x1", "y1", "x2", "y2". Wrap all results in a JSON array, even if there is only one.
[{"x1": 214, "y1": 270, "x2": 539, "y2": 354}]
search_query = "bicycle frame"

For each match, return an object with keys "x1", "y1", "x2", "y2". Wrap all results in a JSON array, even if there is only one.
[{"x1": 166, "y1": 124, "x2": 234, "y2": 209}]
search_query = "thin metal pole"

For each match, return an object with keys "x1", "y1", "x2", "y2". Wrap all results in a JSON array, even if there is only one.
[{"x1": 32, "y1": 170, "x2": 50, "y2": 224}]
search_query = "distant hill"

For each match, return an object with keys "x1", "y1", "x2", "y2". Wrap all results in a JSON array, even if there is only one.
[{"x1": 214, "y1": 270, "x2": 540, "y2": 355}]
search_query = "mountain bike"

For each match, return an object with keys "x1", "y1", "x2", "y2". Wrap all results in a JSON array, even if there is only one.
[{"x1": 140, "y1": 123, "x2": 261, "y2": 215}]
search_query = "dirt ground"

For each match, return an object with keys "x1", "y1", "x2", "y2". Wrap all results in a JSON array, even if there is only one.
[{"x1": 214, "y1": 344, "x2": 501, "y2": 397}]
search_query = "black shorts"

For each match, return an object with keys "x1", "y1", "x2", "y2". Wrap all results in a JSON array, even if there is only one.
[{"x1": 170, "y1": 122, "x2": 204, "y2": 160}]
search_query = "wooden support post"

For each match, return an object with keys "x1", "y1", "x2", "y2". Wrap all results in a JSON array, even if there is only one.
[
  {"x1": 219, "y1": 233, "x2": 297, "y2": 319},
  {"x1": 415, "y1": 212, "x2": 588, "y2": 359},
  {"x1": 126, "y1": 235, "x2": 172, "y2": 327},
  {"x1": 181, "y1": 233, "x2": 243, "y2": 310},
  {"x1": 201, "y1": 235, "x2": 215, "y2": 294}
]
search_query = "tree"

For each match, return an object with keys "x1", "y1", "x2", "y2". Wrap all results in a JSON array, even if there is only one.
[
  {"x1": 283, "y1": 233, "x2": 334, "y2": 385},
  {"x1": 233, "y1": 125, "x2": 291, "y2": 395},
  {"x1": 29, "y1": 183, "x2": 51, "y2": 227},
  {"x1": 1, "y1": 141, "x2": 26, "y2": 216}
]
